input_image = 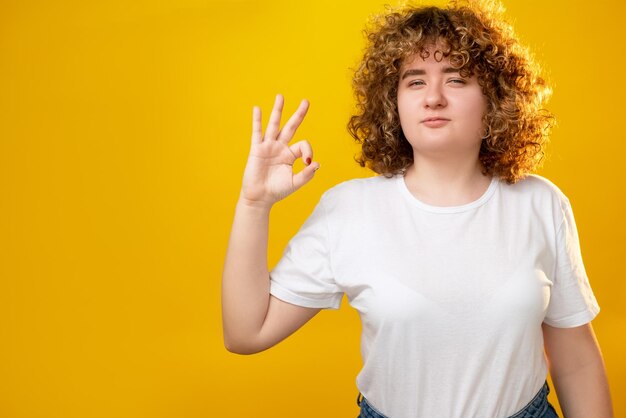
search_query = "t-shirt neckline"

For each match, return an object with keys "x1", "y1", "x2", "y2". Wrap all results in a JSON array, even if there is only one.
[{"x1": 396, "y1": 173, "x2": 499, "y2": 213}]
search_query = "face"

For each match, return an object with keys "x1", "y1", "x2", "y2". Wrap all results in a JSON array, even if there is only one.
[{"x1": 396, "y1": 46, "x2": 488, "y2": 158}]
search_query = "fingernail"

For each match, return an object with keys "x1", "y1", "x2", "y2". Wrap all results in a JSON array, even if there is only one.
[
  {"x1": 314, "y1": 165, "x2": 320, "y2": 171},
  {"x1": 306, "y1": 158, "x2": 311, "y2": 165}
]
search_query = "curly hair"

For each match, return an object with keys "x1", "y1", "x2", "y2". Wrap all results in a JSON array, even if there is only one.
[{"x1": 347, "y1": 0, "x2": 554, "y2": 184}]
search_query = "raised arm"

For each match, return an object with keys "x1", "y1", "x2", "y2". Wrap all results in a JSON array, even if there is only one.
[{"x1": 222, "y1": 95, "x2": 323, "y2": 355}]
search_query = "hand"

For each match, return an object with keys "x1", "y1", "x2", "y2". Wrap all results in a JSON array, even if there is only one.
[{"x1": 239, "y1": 94, "x2": 320, "y2": 209}]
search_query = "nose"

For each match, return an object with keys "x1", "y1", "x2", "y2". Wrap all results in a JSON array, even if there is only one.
[{"x1": 424, "y1": 83, "x2": 447, "y2": 109}]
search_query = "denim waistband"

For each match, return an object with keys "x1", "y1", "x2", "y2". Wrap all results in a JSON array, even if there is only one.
[{"x1": 356, "y1": 381, "x2": 558, "y2": 418}]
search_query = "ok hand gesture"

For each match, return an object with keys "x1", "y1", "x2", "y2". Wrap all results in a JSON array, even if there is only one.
[{"x1": 239, "y1": 94, "x2": 320, "y2": 209}]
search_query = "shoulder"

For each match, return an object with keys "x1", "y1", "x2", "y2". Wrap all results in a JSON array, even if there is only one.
[
  {"x1": 502, "y1": 174, "x2": 570, "y2": 207},
  {"x1": 317, "y1": 174, "x2": 398, "y2": 217},
  {"x1": 321, "y1": 174, "x2": 394, "y2": 201},
  {"x1": 500, "y1": 175, "x2": 573, "y2": 229}
]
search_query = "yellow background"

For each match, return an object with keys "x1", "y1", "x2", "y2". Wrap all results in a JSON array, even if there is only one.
[{"x1": 1, "y1": 0, "x2": 624, "y2": 417}]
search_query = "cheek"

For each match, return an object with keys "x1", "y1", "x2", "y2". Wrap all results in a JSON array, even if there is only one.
[
  {"x1": 396, "y1": 94, "x2": 415, "y2": 127},
  {"x1": 461, "y1": 95, "x2": 488, "y2": 127}
]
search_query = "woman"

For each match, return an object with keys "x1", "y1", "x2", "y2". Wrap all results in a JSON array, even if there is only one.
[{"x1": 221, "y1": 1, "x2": 613, "y2": 417}]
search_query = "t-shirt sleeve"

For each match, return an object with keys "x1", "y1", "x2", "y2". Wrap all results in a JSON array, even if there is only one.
[
  {"x1": 269, "y1": 193, "x2": 343, "y2": 309},
  {"x1": 544, "y1": 199, "x2": 600, "y2": 328}
]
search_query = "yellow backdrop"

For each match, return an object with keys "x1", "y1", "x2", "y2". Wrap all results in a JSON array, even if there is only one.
[{"x1": 1, "y1": 0, "x2": 623, "y2": 417}]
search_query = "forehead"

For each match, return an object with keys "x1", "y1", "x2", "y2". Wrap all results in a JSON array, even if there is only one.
[
  {"x1": 400, "y1": 48, "x2": 454, "y2": 71},
  {"x1": 398, "y1": 40, "x2": 470, "y2": 75},
  {"x1": 402, "y1": 39, "x2": 445, "y2": 61}
]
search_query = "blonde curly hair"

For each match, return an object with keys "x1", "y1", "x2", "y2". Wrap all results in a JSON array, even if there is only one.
[{"x1": 347, "y1": 0, "x2": 554, "y2": 184}]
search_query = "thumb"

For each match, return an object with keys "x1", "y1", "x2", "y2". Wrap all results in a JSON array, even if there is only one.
[{"x1": 292, "y1": 161, "x2": 320, "y2": 190}]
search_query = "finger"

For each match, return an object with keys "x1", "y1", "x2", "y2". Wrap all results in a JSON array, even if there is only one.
[
  {"x1": 277, "y1": 99, "x2": 309, "y2": 143},
  {"x1": 288, "y1": 139, "x2": 314, "y2": 166},
  {"x1": 264, "y1": 94, "x2": 284, "y2": 140},
  {"x1": 251, "y1": 106, "x2": 262, "y2": 144},
  {"x1": 293, "y1": 161, "x2": 320, "y2": 190}
]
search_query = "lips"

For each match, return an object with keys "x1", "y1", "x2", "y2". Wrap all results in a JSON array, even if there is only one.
[
  {"x1": 421, "y1": 117, "x2": 450, "y2": 123},
  {"x1": 421, "y1": 117, "x2": 450, "y2": 128}
]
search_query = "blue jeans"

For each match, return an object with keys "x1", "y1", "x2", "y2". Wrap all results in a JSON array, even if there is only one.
[{"x1": 357, "y1": 381, "x2": 559, "y2": 418}]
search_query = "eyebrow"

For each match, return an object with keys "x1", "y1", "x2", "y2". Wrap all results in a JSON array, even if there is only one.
[{"x1": 400, "y1": 67, "x2": 460, "y2": 80}]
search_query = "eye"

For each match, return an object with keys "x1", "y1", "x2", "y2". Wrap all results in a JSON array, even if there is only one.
[
  {"x1": 407, "y1": 80, "x2": 425, "y2": 87},
  {"x1": 448, "y1": 78, "x2": 467, "y2": 85}
]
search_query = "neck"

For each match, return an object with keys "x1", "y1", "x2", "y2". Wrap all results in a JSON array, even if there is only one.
[{"x1": 403, "y1": 156, "x2": 492, "y2": 207}]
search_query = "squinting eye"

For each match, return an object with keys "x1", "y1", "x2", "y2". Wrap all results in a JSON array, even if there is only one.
[
  {"x1": 449, "y1": 78, "x2": 466, "y2": 84},
  {"x1": 408, "y1": 80, "x2": 425, "y2": 87}
]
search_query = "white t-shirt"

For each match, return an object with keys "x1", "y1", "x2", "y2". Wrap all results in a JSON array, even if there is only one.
[{"x1": 269, "y1": 173, "x2": 600, "y2": 418}]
